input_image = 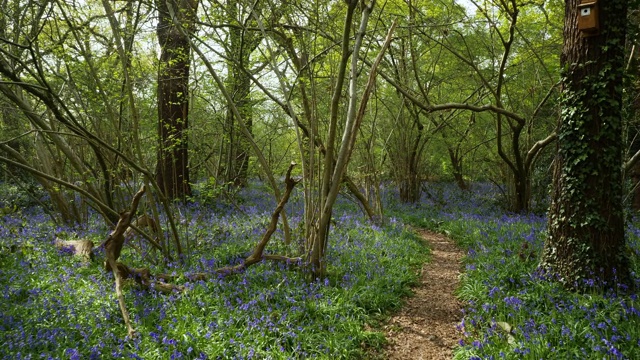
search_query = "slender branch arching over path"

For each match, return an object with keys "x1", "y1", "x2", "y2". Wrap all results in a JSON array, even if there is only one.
[{"x1": 384, "y1": 230, "x2": 464, "y2": 359}]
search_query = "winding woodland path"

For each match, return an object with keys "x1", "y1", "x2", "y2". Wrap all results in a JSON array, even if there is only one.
[{"x1": 383, "y1": 230, "x2": 464, "y2": 359}]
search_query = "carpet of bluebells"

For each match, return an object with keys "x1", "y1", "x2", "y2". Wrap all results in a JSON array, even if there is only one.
[
  {"x1": 389, "y1": 182, "x2": 640, "y2": 359},
  {"x1": 0, "y1": 182, "x2": 428, "y2": 359},
  {"x1": 4, "y1": 181, "x2": 640, "y2": 360}
]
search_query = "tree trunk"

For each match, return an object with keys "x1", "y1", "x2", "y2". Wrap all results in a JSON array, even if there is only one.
[
  {"x1": 221, "y1": 0, "x2": 263, "y2": 187},
  {"x1": 399, "y1": 172, "x2": 421, "y2": 203},
  {"x1": 511, "y1": 171, "x2": 530, "y2": 213},
  {"x1": 224, "y1": 51, "x2": 253, "y2": 187},
  {"x1": 448, "y1": 148, "x2": 468, "y2": 191},
  {"x1": 155, "y1": 0, "x2": 197, "y2": 199},
  {"x1": 632, "y1": 162, "x2": 640, "y2": 210},
  {"x1": 397, "y1": 106, "x2": 425, "y2": 203},
  {"x1": 542, "y1": 0, "x2": 630, "y2": 287},
  {"x1": 305, "y1": 2, "x2": 387, "y2": 278}
]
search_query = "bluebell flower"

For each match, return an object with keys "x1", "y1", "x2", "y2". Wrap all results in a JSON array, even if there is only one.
[{"x1": 503, "y1": 296, "x2": 523, "y2": 310}]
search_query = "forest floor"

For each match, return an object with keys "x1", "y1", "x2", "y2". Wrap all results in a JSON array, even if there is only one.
[{"x1": 382, "y1": 230, "x2": 464, "y2": 360}]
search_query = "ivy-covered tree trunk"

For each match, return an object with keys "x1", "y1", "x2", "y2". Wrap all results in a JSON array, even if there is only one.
[
  {"x1": 542, "y1": 0, "x2": 630, "y2": 287},
  {"x1": 155, "y1": 0, "x2": 197, "y2": 199}
]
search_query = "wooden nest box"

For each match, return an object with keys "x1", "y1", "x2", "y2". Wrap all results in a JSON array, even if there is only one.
[{"x1": 578, "y1": 0, "x2": 599, "y2": 37}]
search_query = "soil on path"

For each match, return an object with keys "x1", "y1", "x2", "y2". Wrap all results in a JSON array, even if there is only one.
[{"x1": 383, "y1": 230, "x2": 464, "y2": 360}]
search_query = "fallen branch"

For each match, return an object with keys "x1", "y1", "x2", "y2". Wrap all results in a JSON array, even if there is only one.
[
  {"x1": 54, "y1": 239, "x2": 94, "y2": 263},
  {"x1": 58, "y1": 165, "x2": 301, "y2": 337},
  {"x1": 124, "y1": 214, "x2": 159, "y2": 241},
  {"x1": 124, "y1": 214, "x2": 162, "y2": 265},
  {"x1": 102, "y1": 185, "x2": 146, "y2": 338},
  {"x1": 215, "y1": 162, "x2": 301, "y2": 276},
  {"x1": 114, "y1": 262, "x2": 185, "y2": 294}
]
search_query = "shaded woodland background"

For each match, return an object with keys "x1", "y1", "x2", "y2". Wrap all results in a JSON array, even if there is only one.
[{"x1": 1, "y1": 0, "x2": 568, "y2": 217}]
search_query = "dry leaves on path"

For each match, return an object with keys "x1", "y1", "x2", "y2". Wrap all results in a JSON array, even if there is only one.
[{"x1": 383, "y1": 230, "x2": 464, "y2": 360}]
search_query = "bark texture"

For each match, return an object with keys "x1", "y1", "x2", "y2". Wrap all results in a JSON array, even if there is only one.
[
  {"x1": 55, "y1": 239, "x2": 95, "y2": 262},
  {"x1": 222, "y1": 0, "x2": 257, "y2": 187},
  {"x1": 542, "y1": 0, "x2": 629, "y2": 287},
  {"x1": 155, "y1": 0, "x2": 198, "y2": 198}
]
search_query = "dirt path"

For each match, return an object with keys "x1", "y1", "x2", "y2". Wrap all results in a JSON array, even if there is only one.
[{"x1": 383, "y1": 230, "x2": 464, "y2": 360}]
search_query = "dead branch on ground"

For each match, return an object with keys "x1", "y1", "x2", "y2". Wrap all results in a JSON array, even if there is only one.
[
  {"x1": 114, "y1": 262, "x2": 185, "y2": 293},
  {"x1": 52, "y1": 164, "x2": 303, "y2": 337},
  {"x1": 54, "y1": 239, "x2": 94, "y2": 262},
  {"x1": 102, "y1": 185, "x2": 145, "y2": 337},
  {"x1": 215, "y1": 162, "x2": 302, "y2": 276}
]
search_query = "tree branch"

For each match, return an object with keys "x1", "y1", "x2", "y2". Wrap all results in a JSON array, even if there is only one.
[
  {"x1": 103, "y1": 185, "x2": 146, "y2": 338},
  {"x1": 216, "y1": 162, "x2": 300, "y2": 276},
  {"x1": 525, "y1": 132, "x2": 557, "y2": 170}
]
